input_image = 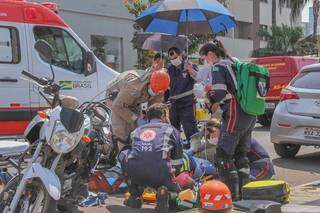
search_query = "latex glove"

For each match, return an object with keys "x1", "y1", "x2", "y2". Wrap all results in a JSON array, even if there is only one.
[{"x1": 136, "y1": 117, "x2": 148, "y2": 127}]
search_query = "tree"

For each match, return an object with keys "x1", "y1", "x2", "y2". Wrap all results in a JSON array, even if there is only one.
[
  {"x1": 252, "y1": 24, "x2": 317, "y2": 57},
  {"x1": 279, "y1": 0, "x2": 317, "y2": 36},
  {"x1": 123, "y1": 0, "x2": 229, "y2": 69},
  {"x1": 272, "y1": 0, "x2": 277, "y2": 25},
  {"x1": 253, "y1": 0, "x2": 261, "y2": 50}
]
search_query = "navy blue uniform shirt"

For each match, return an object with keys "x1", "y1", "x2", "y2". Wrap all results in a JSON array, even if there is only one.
[{"x1": 166, "y1": 61, "x2": 198, "y2": 107}]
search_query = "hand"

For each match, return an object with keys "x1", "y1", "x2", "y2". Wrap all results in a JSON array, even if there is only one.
[
  {"x1": 136, "y1": 117, "x2": 148, "y2": 126},
  {"x1": 185, "y1": 61, "x2": 197, "y2": 77},
  {"x1": 204, "y1": 84, "x2": 213, "y2": 93}
]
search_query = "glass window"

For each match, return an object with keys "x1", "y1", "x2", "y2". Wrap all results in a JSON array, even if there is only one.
[
  {"x1": 291, "y1": 71, "x2": 320, "y2": 89},
  {"x1": 91, "y1": 35, "x2": 123, "y2": 72},
  {"x1": 34, "y1": 26, "x2": 84, "y2": 73},
  {"x1": 0, "y1": 27, "x2": 20, "y2": 63},
  {"x1": 234, "y1": 21, "x2": 252, "y2": 40}
]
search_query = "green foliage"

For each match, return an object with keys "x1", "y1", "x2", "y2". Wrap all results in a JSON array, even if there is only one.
[
  {"x1": 123, "y1": 0, "x2": 228, "y2": 69},
  {"x1": 252, "y1": 24, "x2": 317, "y2": 57}
]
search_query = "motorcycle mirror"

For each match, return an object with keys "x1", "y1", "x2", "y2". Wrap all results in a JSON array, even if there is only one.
[
  {"x1": 84, "y1": 51, "x2": 97, "y2": 76},
  {"x1": 34, "y1": 40, "x2": 56, "y2": 82},
  {"x1": 34, "y1": 40, "x2": 54, "y2": 62}
]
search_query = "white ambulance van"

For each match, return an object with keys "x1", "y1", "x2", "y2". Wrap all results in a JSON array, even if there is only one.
[{"x1": 0, "y1": 0, "x2": 119, "y2": 135}]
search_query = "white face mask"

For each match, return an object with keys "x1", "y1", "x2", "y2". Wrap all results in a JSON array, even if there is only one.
[
  {"x1": 207, "y1": 137, "x2": 218, "y2": 145},
  {"x1": 170, "y1": 57, "x2": 182, "y2": 67},
  {"x1": 148, "y1": 86, "x2": 157, "y2": 97}
]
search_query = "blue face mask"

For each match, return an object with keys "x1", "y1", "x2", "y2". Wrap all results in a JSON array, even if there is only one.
[{"x1": 148, "y1": 87, "x2": 157, "y2": 97}]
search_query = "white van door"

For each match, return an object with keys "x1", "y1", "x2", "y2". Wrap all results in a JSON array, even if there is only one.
[
  {"x1": 0, "y1": 23, "x2": 31, "y2": 132},
  {"x1": 28, "y1": 25, "x2": 98, "y2": 107}
]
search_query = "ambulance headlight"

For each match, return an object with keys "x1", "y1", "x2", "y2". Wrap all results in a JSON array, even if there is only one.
[{"x1": 49, "y1": 121, "x2": 82, "y2": 154}]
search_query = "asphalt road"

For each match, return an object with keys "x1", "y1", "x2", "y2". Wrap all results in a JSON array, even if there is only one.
[
  {"x1": 253, "y1": 124, "x2": 320, "y2": 187},
  {"x1": 83, "y1": 125, "x2": 320, "y2": 212}
]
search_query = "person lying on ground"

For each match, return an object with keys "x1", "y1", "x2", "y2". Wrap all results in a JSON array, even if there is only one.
[{"x1": 189, "y1": 118, "x2": 275, "y2": 181}]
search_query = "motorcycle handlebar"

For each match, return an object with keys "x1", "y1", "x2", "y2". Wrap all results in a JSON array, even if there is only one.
[{"x1": 21, "y1": 70, "x2": 48, "y2": 86}]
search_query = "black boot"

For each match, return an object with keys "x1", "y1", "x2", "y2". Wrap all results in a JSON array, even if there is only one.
[
  {"x1": 226, "y1": 170, "x2": 240, "y2": 201},
  {"x1": 123, "y1": 196, "x2": 142, "y2": 209},
  {"x1": 238, "y1": 167, "x2": 250, "y2": 199},
  {"x1": 155, "y1": 186, "x2": 170, "y2": 213}
]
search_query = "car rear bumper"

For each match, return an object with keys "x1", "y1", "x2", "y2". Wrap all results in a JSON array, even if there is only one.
[{"x1": 271, "y1": 102, "x2": 320, "y2": 146}]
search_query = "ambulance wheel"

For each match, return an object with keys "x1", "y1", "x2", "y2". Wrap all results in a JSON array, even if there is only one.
[
  {"x1": 257, "y1": 114, "x2": 271, "y2": 127},
  {"x1": 274, "y1": 144, "x2": 300, "y2": 158}
]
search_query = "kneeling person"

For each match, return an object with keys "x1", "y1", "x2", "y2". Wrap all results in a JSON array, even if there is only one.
[{"x1": 123, "y1": 103, "x2": 183, "y2": 212}]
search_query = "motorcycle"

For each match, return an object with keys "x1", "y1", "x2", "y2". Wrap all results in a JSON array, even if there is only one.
[{"x1": 0, "y1": 40, "x2": 91, "y2": 213}]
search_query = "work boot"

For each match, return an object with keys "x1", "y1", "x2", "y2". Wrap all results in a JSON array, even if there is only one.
[
  {"x1": 155, "y1": 186, "x2": 170, "y2": 213},
  {"x1": 238, "y1": 167, "x2": 250, "y2": 199},
  {"x1": 123, "y1": 196, "x2": 142, "y2": 209}
]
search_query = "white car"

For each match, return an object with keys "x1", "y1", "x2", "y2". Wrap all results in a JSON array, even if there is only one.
[{"x1": 271, "y1": 63, "x2": 320, "y2": 158}]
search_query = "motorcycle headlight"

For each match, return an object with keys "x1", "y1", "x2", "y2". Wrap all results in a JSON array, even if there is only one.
[{"x1": 49, "y1": 121, "x2": 83, "y2": 154}]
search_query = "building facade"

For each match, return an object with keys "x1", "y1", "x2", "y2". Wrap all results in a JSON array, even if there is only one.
[{"x1": 218, "y1": 0, "x2": 302, "y2": 60}]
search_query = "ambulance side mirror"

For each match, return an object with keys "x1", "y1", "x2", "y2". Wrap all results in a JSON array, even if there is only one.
[
  {"x1": 35, "y1": 40, "x2": 54, "y2": 63},
  {"x1": 84, "y1": 51, "x2": 97, "y2": 76}
]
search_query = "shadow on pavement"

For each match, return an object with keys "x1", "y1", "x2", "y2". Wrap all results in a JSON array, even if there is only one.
[
  {"x1": 106, "y1": 205, "x2": 155, "y2": 213},
  {"x1": 273, "y1": 151, "x2": 320, "y2": 173}
]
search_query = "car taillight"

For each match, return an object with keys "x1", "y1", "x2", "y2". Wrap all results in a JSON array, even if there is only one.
[{"x1": 280, "y1": 89, "x2": 299, "y2": 101}]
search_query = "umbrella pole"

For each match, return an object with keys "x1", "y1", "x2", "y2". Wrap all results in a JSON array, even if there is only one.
[{"x1": 186, "y1": 10, "x2": 189, "y2": 60}]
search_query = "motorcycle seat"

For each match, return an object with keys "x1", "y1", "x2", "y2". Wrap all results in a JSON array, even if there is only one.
[{"x1": 0, "y1": 141, "x2": 29, "y2": 157}]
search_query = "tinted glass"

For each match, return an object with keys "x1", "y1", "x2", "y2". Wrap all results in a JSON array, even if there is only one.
[
  {"x1": 34, "y1": 26, "x2": 84, "y2": 73},
  {"x1": 0, "y1": 27, "x2": 20, "y2": 63},
  {"x1": 291, "y1": 71, "x2": 320, "y2": 89}
]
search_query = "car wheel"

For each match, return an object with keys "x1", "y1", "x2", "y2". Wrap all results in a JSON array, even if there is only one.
[
  {"x1": 274, "y1": 143, "x2": 301, "y2": 158},
  {"x1": 258, "y1": 114, "x2": 272, "y2": 127}
]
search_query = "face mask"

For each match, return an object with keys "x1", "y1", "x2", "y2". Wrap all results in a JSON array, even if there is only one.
[
  {"x1": 207, "y1": 137, "x2": 218, "y2": 145},
  {"x1": 170, "y1": 57, "x2": 182, "y2": 67},
  {"x1": 148, "y1": 86, "x2": 157, "y2": 97}
]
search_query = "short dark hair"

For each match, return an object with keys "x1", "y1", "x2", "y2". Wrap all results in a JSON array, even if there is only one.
[
  {"x1": 168, "y1": 47, "x2": 181, "y2": 55},
  {"x1": 147, "y1": 103, "x2": 168, "y2": 120},
  {"x1": 154, "y1": 53, "x2": 161, "y2": 61},
  {"x1": 199, "y1": 41, "x2": 227, "y2": 58}
]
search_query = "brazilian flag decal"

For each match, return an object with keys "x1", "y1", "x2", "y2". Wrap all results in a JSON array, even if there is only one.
[{"x1": 59, "y1": 81, "x2": 73, "y2": 90}]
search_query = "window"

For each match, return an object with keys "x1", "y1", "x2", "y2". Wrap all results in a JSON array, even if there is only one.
[
  {"x1": 34, "y1": 26, "x2": 84, "y2": 73},
  {"x1": 0, "y1": 27, "x2": 20, "y2": 63},
  {"x1": 260, "y1": 25, "x2": 268, "y2": 41},
  {"x1": 291, "y1": 71, "x2": 320, "y2": 89},
  {"x1": 91, "y1": 35, "x2": 123, "y2": 72},
  {"x1": 234, "y1": 21, "x2": 252, "y2": 40}
]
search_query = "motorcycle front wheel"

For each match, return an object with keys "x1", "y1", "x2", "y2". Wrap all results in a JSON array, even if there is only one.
[{"x1": 0, "y1": 175, "x2": 56, "y2": 213}]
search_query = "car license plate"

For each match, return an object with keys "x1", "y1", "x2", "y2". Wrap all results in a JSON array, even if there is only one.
[
  {"x1": 265, "y1": 102, "x2": 275, "y2": 109},
  {"x1": 304, "y1": 127, "x2": 320, "y2": 138}
]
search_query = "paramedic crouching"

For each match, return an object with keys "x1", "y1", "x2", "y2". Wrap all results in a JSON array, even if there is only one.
[{"x1": 121, "y1": 103, "x2": 183, "y2": 212}]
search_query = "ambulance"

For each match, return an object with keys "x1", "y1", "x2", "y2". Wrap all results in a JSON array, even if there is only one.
[{"x1": 0, "y1": 0, "x2": 119, "y2": 135}]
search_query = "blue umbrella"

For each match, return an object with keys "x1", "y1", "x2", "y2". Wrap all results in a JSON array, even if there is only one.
[{"x1": 135, "y1": 0, "x2": 236, "y2": 36}]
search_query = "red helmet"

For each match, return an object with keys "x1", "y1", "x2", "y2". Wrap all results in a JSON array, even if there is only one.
[
  {"x1": 199, "y1": 180, "x2": 232, "y2": 212},
  {"x1": 150, "y1": 69, "x2": 170, "y2": 94},
  {"x1": 175, "y1": 172, "x2": 195, "y2": 190}
]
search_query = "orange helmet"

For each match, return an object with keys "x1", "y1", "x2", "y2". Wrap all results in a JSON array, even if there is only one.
[
  {"x1": 150, "y1": 69, "x2": 170, "y2": 94},
  {"x1": 199, "y1": 180, "x2": 232, "y2": 212}
]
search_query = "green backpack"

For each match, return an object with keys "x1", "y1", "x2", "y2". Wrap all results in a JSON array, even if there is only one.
[{"x1": 231, "y1": 61, "x2": 270, "y2": 116}]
